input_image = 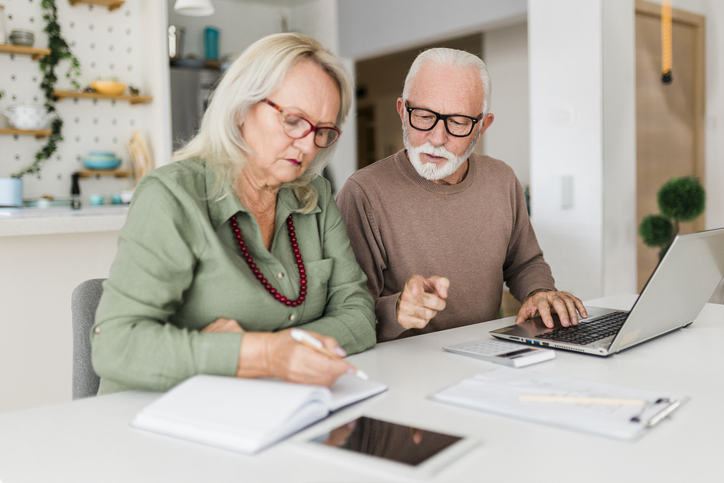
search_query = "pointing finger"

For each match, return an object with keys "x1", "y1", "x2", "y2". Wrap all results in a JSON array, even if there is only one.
[{"x1": 425, "y1": 276, "x2": 450, "y2": 298}]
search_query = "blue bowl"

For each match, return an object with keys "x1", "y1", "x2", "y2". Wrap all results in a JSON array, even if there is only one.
[
  {"x1": 89, "y1": 151, "x2": 117, "y2": 158},
  {"x1": 83, "y1": 157, "x2": 122, "y2": 170}
]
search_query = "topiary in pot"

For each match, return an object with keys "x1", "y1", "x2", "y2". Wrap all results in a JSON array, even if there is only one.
[{"x1": 639, "y1": 176, "x2": 706, "y2": 258}]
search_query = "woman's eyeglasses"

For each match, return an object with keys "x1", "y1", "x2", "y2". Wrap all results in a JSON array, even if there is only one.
[{"x1": 262, "y1": 99, "x2": 341, "y2": 148}]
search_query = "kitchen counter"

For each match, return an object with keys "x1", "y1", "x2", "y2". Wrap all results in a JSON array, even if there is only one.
[{"x1": 0, "y1": 206, "x2": 129, "y2": 237}]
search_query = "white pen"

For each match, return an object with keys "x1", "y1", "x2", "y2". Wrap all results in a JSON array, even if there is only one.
[{"x1": 290, "y1": 328, "x2": 369, "y2": 380}]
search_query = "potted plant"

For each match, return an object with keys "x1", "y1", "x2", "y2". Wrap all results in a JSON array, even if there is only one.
[{"x1": 639, "y1": 176, "x2": 706, "y2": 258}]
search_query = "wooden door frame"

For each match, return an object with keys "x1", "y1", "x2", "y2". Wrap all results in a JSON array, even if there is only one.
[{"x1": 635, "y1": 0, "x2": 706, "y2": 189}]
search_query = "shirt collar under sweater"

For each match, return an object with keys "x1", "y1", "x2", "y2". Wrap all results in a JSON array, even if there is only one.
[{"x1": 395, "y1": 149, "x2": 477, "y2": 195}]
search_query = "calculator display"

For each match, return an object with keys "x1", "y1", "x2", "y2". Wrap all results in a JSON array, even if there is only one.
[{"x1": 496, "y1": 348, "x2": 536, "y2": 358}]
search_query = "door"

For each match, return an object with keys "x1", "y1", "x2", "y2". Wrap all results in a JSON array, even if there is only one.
[{"x1": 635, "y1": 1, "x2": 706, "y2": 290}]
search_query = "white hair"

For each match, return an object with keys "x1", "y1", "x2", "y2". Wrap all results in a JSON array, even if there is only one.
[
  {"x1": 402, "y1": 47, "x2": 491, "y2": 115},
  {"x1": 172, "y1": 33, "x2": 353, "y2": 213}
]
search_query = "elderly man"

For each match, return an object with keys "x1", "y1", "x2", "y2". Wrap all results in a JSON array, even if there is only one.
[{"x1": 336, "y1": 47, "x2": 586, "y2": 342}]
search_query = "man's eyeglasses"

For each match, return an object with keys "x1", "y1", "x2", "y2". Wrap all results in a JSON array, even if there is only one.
[
  {"x1": 405, "y1": 102, "x2": 482, "y2": 137},
  {"x1": 262, "y1": 99, "x2": 341, "y2": 148}
]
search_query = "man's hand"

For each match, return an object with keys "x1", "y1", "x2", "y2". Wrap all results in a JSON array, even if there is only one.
[
  {"x1": 515, "y1": 290, "x2": 587, "y2": 328},
  {"x1": 397, "y1": 275, "x2": 449, "y2": 330}
]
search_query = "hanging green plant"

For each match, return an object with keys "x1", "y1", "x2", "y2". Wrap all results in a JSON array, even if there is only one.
[{"x1": 11, "y1": 0, "x2": 81, "y2": 179}]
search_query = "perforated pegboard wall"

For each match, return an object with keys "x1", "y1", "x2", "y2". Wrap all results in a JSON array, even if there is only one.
[{"x1": 0, "y1": 0, "x2": 151, "y2": 204}]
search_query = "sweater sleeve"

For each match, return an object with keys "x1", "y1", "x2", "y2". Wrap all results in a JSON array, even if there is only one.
[
  {"x1": 292, "y1": 179, "x2": 377, "y2": 355},
  {"x1": 90, "y1": 176, "x2": 242, "y2": 392},
  {"x1": 336, "y1": 179, "x2": 407, "y2": 342},
  {"x1": 502, "y1": 177, "x2": 557, "y2": 302}
]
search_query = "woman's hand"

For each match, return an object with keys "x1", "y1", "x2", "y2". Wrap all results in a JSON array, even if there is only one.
[
  {"x1": 236, "y1": 329, "x2": 350, "y2": 387},
  {"x1": 201, "y1": 318, "x2": 244, "y2": 333}
]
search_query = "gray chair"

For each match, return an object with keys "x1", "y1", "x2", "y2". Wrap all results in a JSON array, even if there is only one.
[{"x1": 71, "y1": 278, "x2": 105, "y2": 399}]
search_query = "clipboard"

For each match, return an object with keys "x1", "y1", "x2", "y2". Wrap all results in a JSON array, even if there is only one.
[{"x1": 429, "y1": 368, "x2": 688, "y2": 440}]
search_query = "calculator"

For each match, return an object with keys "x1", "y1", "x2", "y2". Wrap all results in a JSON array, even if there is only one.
[{"x1": 443, "y1": 339, "x2": 555, "y2": 368}]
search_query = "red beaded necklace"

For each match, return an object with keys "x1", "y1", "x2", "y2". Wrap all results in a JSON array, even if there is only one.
[{"x1": 230, "y1": 214, "x2": 307, "y2": 307}]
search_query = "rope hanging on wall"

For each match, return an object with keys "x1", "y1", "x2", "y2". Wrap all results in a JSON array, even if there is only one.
[{"x1": 661, "y1": 0, "x2": 673, "y2": 84}]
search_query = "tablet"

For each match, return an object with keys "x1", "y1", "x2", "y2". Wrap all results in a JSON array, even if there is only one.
[{"x1": 300, "y1": 416, "x2": 479, "y2": 478}]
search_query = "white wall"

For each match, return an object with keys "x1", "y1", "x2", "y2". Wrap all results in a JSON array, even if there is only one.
[
  {"x1": 166, "y1": 0, "x2": 285, "y2": 62},
  {"x1": 482, "y1": 22, "x2": 530, "y2": 187},
  {"x1": 602, "y1": 0, "x2": 637, "y2": 296},
  {"x1": 141, "y1": 0, "x2": 173, "y2": 170},
  {"x1": 337, "y1": 0, "x2": 527, "y2": 60},
  {"x1": 0, "y1": 231, "x2": 119, "y2": 413},
  {"x1": 289, "y1": 0, "x2": 355, "y2": 195},
  {"x1": 528, "y1": 0, "x2": 606, "y2": 301}
]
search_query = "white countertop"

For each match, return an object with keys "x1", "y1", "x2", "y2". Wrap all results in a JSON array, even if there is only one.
[{"x1": 0, "y1": 206, "x2": 129, "y2": 237}]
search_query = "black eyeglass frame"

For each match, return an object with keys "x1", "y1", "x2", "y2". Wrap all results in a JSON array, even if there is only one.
[
  {"x1": 404, "y1": 102, "x2": 482, "y2": 138},
  {"x1": 262, "y1": 98, "x2": 342, "y2": 148}
]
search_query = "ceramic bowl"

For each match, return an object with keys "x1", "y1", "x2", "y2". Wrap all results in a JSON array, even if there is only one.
[
  {"x1": 88, "y1": 151, "x2": 117, "y2": 158},
  {"x1": 9, "y1": 29, "x2": 34, "y2": 47},
  {"x1": 89, "y1": 194, "x2": 105, "y2": 206},
  {"x1": 120, "y1": 189, "x2": 134, "y2": 204},
  {"x1": 1, "y1": 105, "x2": 53, "y2": 130},
  {"x1": 83, "y1": 157, "x2": 122, "y2": 170},
  {"x1": 90, "y1": 80, "x2": 126, "y2": 96}
]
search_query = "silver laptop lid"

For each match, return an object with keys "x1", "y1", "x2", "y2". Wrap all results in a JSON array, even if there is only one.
[{"x1": 609, "y1": 228, "x2": 724, "y2": 353}]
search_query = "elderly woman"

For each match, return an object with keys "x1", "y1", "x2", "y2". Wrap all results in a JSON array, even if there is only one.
[{"x1": 90, "y1": 33, "x2": 376, "y2": 394}]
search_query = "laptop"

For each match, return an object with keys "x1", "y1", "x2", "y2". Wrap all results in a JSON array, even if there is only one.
[{"x1": 490, "y1": 228, "x2": 724, "y2": 356}]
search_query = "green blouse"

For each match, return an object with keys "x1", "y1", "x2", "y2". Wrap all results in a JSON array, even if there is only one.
[{"x1": 91, "y1": 159, "x2": 376, "y2": 394}]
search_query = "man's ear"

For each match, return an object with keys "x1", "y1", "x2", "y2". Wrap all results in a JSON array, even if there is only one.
[
  {"x1": 396, "y1": 97, "x2": 406, "y2": 125},
  {"x1": 480, "y1": 113, "x2": 495, "y2": 134}
]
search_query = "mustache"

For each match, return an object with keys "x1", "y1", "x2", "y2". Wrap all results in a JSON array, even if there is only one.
[{"x1": 410, "y1": 143, "x2": 457, "y2": 160}]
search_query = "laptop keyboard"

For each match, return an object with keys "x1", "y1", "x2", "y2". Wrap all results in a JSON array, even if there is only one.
[{"x1": 536, "y1": 311, "x2": 628, "y2": 345}]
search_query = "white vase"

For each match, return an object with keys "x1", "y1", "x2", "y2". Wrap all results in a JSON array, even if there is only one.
[{"x1": 0, "y1": 178, "x2": 23, "y2": 208}]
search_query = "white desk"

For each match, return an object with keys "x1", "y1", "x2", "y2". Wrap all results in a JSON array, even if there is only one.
[{"x1": 1, "y1": 295, "x2": 722, "y2": 482}]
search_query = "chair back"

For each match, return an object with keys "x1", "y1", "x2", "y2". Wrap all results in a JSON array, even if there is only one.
[{"x1": 71, "y1": 278, "x2": 105, "y2": 399}]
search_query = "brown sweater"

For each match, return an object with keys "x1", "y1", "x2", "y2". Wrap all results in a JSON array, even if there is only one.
[{"x1": 336, "y1": 150, "x2": 555, "y2": 342}]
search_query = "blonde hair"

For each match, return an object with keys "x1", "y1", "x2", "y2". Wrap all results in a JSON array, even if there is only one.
[
  {"x1": 172, "y1": 33, "x2": 353, "y2": 213},
  {"x1": 403, "y1": 47, "x2": 491, "y2": 115}
]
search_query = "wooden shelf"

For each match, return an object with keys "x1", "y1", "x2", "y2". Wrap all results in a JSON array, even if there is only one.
[
  {"x1": 75, "y1": 170, "x2": 133, "y2": 178},
  {"x1": 0, "y1": 44, "x2": 51, "y2": 61},
  {"x1": 68, "y1": 0, "x2": 125, "y2": 12},
  {"x1": 0, "y1": 128, "x2": 53, "y2": 139},
  {"x1": 53, "y1": 91, "x2": 152, "y2": 105}
]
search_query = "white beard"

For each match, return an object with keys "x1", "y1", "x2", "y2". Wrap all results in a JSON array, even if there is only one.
[{"x1": 403, "y1": 123, "x2": 480, "y2": 181}]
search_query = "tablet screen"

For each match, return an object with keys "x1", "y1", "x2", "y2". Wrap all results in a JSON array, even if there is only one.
[{"x1": 308, "y1": 416, "x2": 463, "y2": 467}]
